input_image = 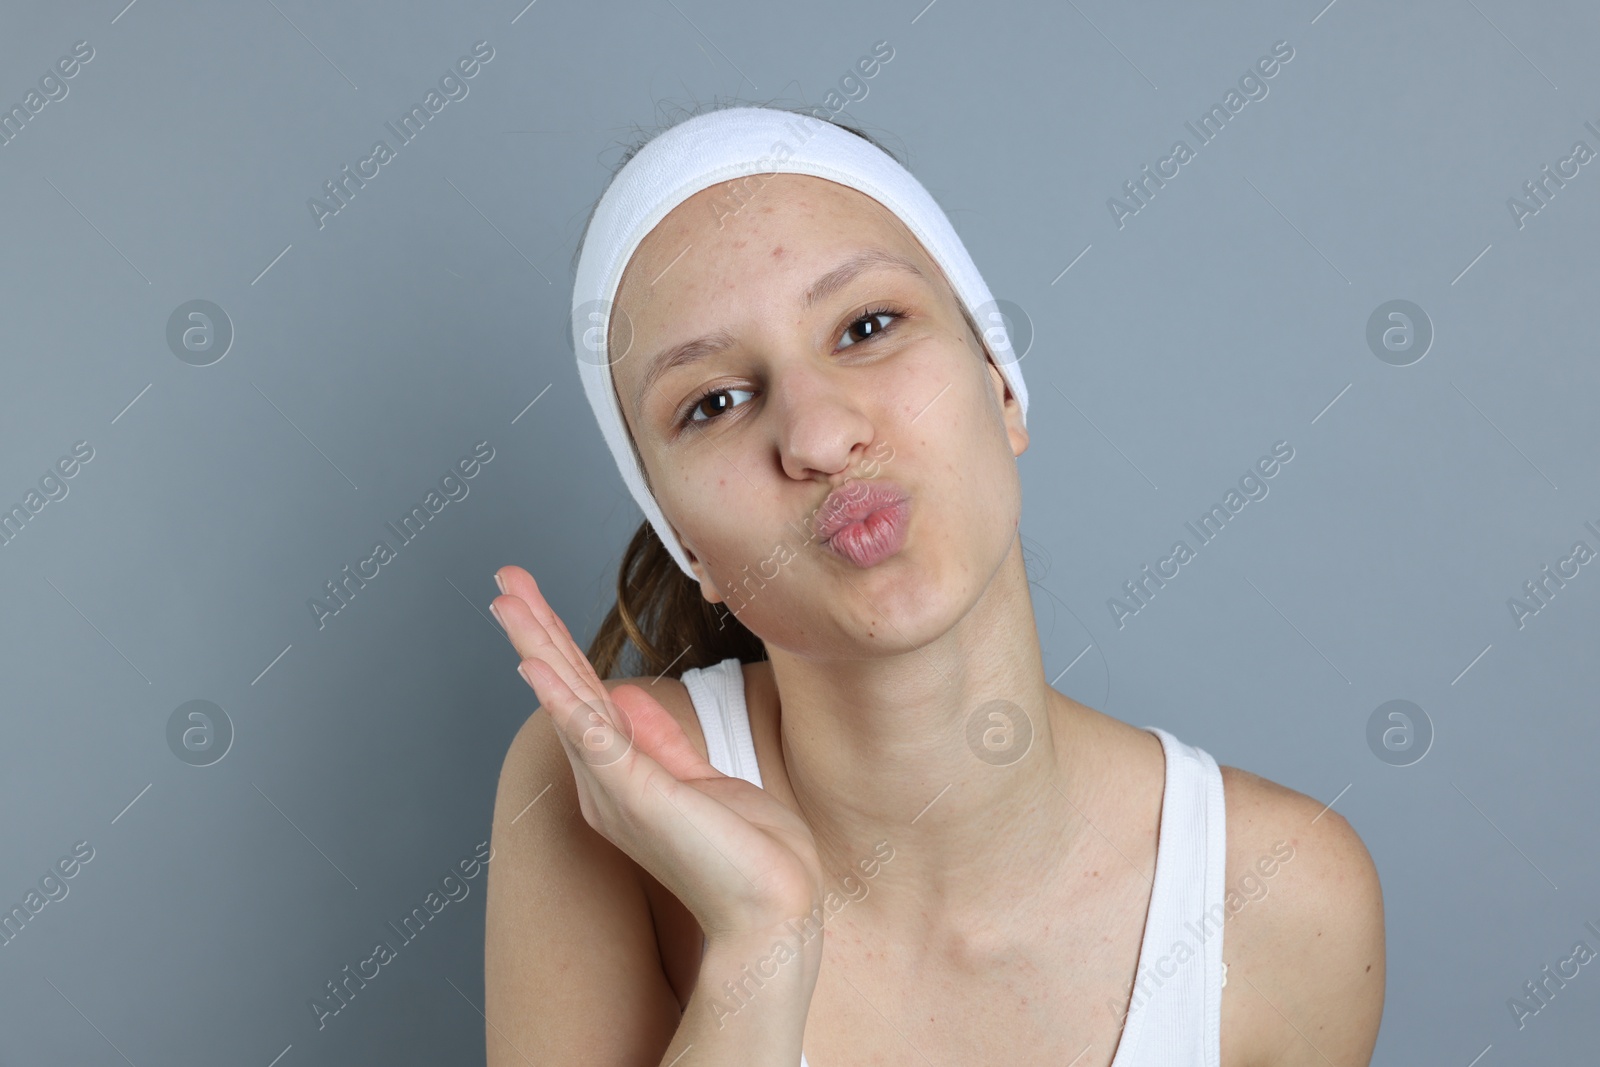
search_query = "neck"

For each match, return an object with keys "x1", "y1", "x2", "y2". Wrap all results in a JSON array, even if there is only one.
[{"x1": 764, "y1": 535, "x2": 1094, "y2": 941}]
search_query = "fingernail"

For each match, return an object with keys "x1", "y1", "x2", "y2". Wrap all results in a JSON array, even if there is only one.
[
  {"x1": 494, "y1": 571, "x2": 507, "y2": 594},
  {"x1": 490, "y1": 602, "x2": 505, "y2": 628},
  {"x1": 518, "y1": 661, "x2": 537, "y2": 685}
]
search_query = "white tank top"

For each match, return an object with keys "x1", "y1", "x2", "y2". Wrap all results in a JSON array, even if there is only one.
[{"x1": 680, "y1": 656, "x2": 1229, "y2": 1067}]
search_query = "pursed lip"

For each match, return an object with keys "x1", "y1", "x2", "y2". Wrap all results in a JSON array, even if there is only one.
[{"x1": 811, "y1": 480, "x2": 912, "y2": 545}]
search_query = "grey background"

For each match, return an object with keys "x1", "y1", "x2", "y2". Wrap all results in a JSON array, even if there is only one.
[{"x1": 1, "y1": 0, "x2": 1596, "y2": 1063}]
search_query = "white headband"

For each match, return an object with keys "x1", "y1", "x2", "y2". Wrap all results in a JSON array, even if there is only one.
[{"x1": 571, "y1": 105, "x2": 1030, "y2": 581}]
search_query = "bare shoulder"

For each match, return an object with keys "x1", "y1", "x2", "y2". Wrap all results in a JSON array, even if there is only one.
[
  {"x1": 482, "y1": 670, "x2": 715, "y2": 1061},
  {"x1": 1218, "y1": 764, "x2": 1386, "y2": 1067}
]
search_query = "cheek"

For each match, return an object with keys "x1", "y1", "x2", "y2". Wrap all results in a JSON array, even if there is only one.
[
  {"x1": 920, "y1": 387, "x2": 1019, "y2": 542},
  {"x1": 895, "y1": 363, "x2": 988, "y2": 472},
  {"x1": 671, "y1": 468, "x2": 769, "y2": 570},
  {"x1": 887, "y1": 331, "x2": 994, "y2": 423},
  {"x1": 888, "y1": 344, "x2": 957, "y2": 419}
]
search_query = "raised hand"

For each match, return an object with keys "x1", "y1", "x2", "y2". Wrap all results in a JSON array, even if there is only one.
[{"x1": 489, "y1": 565, "x2": 825, "y2": 944}]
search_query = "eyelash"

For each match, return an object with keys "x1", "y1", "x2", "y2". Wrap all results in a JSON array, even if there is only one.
[{"x1": 676, "y1": 305, "x2": 907, "y2": 429}]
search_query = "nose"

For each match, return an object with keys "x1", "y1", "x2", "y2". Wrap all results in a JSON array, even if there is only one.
[{"x1": 772, "y1": 363, "x2": 879, "y2": 481}]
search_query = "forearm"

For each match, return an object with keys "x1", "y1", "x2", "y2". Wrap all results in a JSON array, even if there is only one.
[{"x1": 659, "y1": 924, "x2": 822, "y2": 1067}]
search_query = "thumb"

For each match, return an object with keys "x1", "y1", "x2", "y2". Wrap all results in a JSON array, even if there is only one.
[{"x1": 608, "y1": 683, "x2": 718, "y2": 781}]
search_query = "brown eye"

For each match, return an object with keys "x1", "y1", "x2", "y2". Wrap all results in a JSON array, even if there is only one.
[
  {"x1": 683, "y1": 386, "x2": 755, "y2": 427},
  {"x1": 839, "y1": 308, "x2": 900, "y2": 349}
]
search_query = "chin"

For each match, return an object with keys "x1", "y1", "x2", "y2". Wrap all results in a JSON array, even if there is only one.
[{"x1": 836, "y1": 552, "x2": 977, "y2": 649}]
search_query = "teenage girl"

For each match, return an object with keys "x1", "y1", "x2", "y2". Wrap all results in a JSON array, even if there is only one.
[{"x1": 482, "y1": 105, "x2": 1384, "y2": 1066}]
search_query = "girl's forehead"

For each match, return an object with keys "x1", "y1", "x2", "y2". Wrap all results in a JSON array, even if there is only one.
[
  {"x1": 631, "y1": 174, "x2": 906, "y2": 273},
  {"x1": 616, "y1": 204, "x2": 928, "y2": 359}
]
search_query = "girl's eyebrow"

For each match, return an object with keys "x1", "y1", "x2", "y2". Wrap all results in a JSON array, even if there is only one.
[
  {"x1": 632, "y1": 246, "x2": 926, "y2": 410},
  {"x1": 800, "y1": 247, "x2": 925, "y2": 311},
  {"x1": 633, "y1": 328, "x2": 736, "y2": 410}
]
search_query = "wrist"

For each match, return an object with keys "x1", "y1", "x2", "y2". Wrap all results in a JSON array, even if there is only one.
[{"x1": 702, "y1": 917, "x2": 825, "y2": 983}]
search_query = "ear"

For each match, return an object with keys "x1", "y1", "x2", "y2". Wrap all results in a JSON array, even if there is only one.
[
  {"x1": 682, "y1": 539, "x2": 726, "y2": 606},
  {"x1": 986, "y1": 358, "x2": 1029, "y2": 459}
]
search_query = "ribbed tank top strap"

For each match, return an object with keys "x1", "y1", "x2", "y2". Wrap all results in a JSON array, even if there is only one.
[
  {"x1": 1113, "y1": 726, "x2": 1227, "y2": 1067},
  {"x1": 679, "y1": 656, "x2": 763, "y2": 788}
]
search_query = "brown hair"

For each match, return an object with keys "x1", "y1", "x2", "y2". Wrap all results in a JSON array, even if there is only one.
[{"x1": 575, "y1": 99, "x2": 986, "y2": 681}]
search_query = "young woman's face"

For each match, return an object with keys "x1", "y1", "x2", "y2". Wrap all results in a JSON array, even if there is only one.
[{"x1": 609, "y1": 172, "x2": 1029, "y2": 658}]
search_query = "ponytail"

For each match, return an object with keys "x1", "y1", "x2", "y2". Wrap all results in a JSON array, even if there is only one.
[{"x1": 585, "y1": 520, "x2": 766, "y2": 680}]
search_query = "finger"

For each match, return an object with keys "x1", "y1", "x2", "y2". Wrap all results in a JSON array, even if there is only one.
[
  {"x1": 493, "y1": 569, "x2": 601, "y2": 700},
  {"x1": 520, "y1": 657, "x2": 633, "y2": 776},
  {"x1": 513, "y1": 657, "x2": 629, "y2": 821},
  {"x1": 489, "y1": 569, "x2": 590, "y2": 690},
  {"x1": 508, "y1": 567, "x2": 579, "y2": 648},
  {"x1": 490, "y1": 567, "x2": 571, "y2": 660},
  {"x1": 494, "y1": 592, "x2": 600, "y2": 710}
]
